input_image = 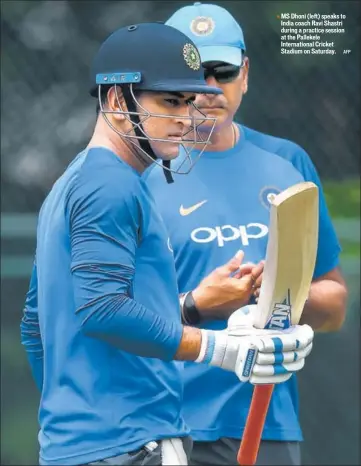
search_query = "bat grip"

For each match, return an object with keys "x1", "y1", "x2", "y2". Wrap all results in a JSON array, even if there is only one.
[{"x1": 237, "y1": 384, "x2": 274, "y2": 466}]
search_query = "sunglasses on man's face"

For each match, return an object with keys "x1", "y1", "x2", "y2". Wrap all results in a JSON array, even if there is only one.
[{"x1": 203, "y1": 63, "x2": 242, "y2": 84}]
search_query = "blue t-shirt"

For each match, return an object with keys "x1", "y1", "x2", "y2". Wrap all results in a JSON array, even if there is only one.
[
  {"x1": 144, "y1": 124, "x2": 341, "y2": 442},
  {"x1": 21, "y1": 147, "x2": 188, "y2": 465}
]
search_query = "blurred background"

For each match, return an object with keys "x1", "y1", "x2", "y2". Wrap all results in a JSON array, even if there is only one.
[{"x1": 1, "y1": 1, "x2": 360, "y2": 464}]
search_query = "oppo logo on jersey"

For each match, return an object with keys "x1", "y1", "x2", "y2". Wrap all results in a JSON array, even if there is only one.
[{"x1": 190, "y1": 223, "x2": 269, "y2": 247}]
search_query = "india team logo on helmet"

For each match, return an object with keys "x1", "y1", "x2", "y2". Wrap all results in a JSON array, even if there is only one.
[
  {"x1": 190, "y1": 16, "x2": 215, "y2": 36},
  {"x1": 183, "y1": 43, "x2": 201, "y2": 70}
]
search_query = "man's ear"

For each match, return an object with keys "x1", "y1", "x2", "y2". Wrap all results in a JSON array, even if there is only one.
[
  {"x1": 241, "y1": 56, "x2": 249, "y2": 94},
  {"x1": 107, "y1": 86, "x2": 127, "y2": 120}
]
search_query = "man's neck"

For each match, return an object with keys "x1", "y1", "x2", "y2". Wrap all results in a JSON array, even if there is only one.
[
  {"x1": 198, "y1": 121, "x2": 239, "y2": 153},
  {"x1": 87, "y1": 117, "x2": 151, "y2": 174}
]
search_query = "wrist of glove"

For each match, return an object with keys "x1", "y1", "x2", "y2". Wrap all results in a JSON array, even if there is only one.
[{"x1": 195, "y1": 305, "x2": 314, "y2": 385}]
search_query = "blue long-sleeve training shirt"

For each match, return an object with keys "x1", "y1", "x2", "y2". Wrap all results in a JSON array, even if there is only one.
[{"x1": 20, "y1": 147, "x2": 188, "y2": 466}]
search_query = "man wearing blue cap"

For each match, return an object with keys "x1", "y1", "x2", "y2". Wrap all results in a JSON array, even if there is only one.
[
  {"x1": 145, "y1": 3, "x2": 348, "y2": 465},
  {"x1": 20, "y1": 21, "x2": 315, "y2": 466}
]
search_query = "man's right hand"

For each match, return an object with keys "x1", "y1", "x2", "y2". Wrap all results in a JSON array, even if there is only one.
[
  {"x1": 194, "y1": 305, "x2": 314, "y2": 384},
  {"x1": 191, "y1": 250, "x2": 264, "y2": 320}
]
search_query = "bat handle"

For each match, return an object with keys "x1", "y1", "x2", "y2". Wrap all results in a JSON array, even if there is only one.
[{"x1": 237, "y1": 384, "x2": 274, "y2": 466}]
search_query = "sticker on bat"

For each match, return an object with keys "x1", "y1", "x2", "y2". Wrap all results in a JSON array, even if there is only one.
[{"x1": 265, "y1": 289, "x2": 292, "y2": 330}]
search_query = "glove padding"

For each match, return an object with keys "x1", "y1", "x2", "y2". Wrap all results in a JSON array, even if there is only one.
[{"x1": 196, "y1": 305, "x2": 314, "y2": 385}]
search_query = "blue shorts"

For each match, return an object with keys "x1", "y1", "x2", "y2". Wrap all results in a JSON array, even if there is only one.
[{"x1": 190, "y1": 438, "x2": 301, "y2": 466}]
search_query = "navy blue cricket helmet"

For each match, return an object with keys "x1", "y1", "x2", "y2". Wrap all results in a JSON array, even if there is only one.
[
  {"x1": 90, "y1": 22, "x2": 221, "y2": 97},
  {"x1": 89, "y1": 23, "x2": 221, "y2": 182}
]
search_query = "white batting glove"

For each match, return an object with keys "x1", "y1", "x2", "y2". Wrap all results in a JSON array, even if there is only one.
[{"x1": 195, "y1": 305, "x2": 314, "y2": 385}]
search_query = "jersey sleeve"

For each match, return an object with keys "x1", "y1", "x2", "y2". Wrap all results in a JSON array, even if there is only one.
[
  {"x1": 65, "y1": 171, "x2": 183, "y2": 361},
  {"x1": 287, "y1": 145, "x2": 341, "y2": 278},
  {"x1": 20, "y1": 259, "x2": 44, "y2": 391}
]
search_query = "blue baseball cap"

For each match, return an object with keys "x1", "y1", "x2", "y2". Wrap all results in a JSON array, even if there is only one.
[
  {"x1": 90, "y1": 22, "x2": 222, "y2": 97},
  {"x1": 166, "y1": 2, "x2": 246, "y2": 66}
]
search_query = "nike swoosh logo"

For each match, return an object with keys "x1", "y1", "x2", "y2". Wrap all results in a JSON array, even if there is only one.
[{"x1": 180, "y1": 200, "x2": 208, "y2": 216}]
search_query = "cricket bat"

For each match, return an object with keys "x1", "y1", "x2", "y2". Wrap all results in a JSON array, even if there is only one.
[{"x1": 237, "y1": 181, "x2": 319, "y2": 466}]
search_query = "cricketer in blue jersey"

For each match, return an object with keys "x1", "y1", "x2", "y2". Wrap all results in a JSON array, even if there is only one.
[
  {"x1": 20, "y1": 21, "x2": 315, "y2": 466},
  {"x1": 144, "y1": 3, "x2": 348, "y2": 466}
]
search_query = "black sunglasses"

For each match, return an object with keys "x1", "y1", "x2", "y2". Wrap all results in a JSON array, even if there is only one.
[{"x1": 204, "y1": 62, "x2": 242, "y2": 84}]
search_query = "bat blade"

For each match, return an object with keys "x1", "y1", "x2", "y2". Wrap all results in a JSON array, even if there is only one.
[
  {"x1": 255, "y1": 181, "x2": 319, "y2": 328},
  {"x1": 237, "y1": 181, "x2": 319, "y2": 466}
]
